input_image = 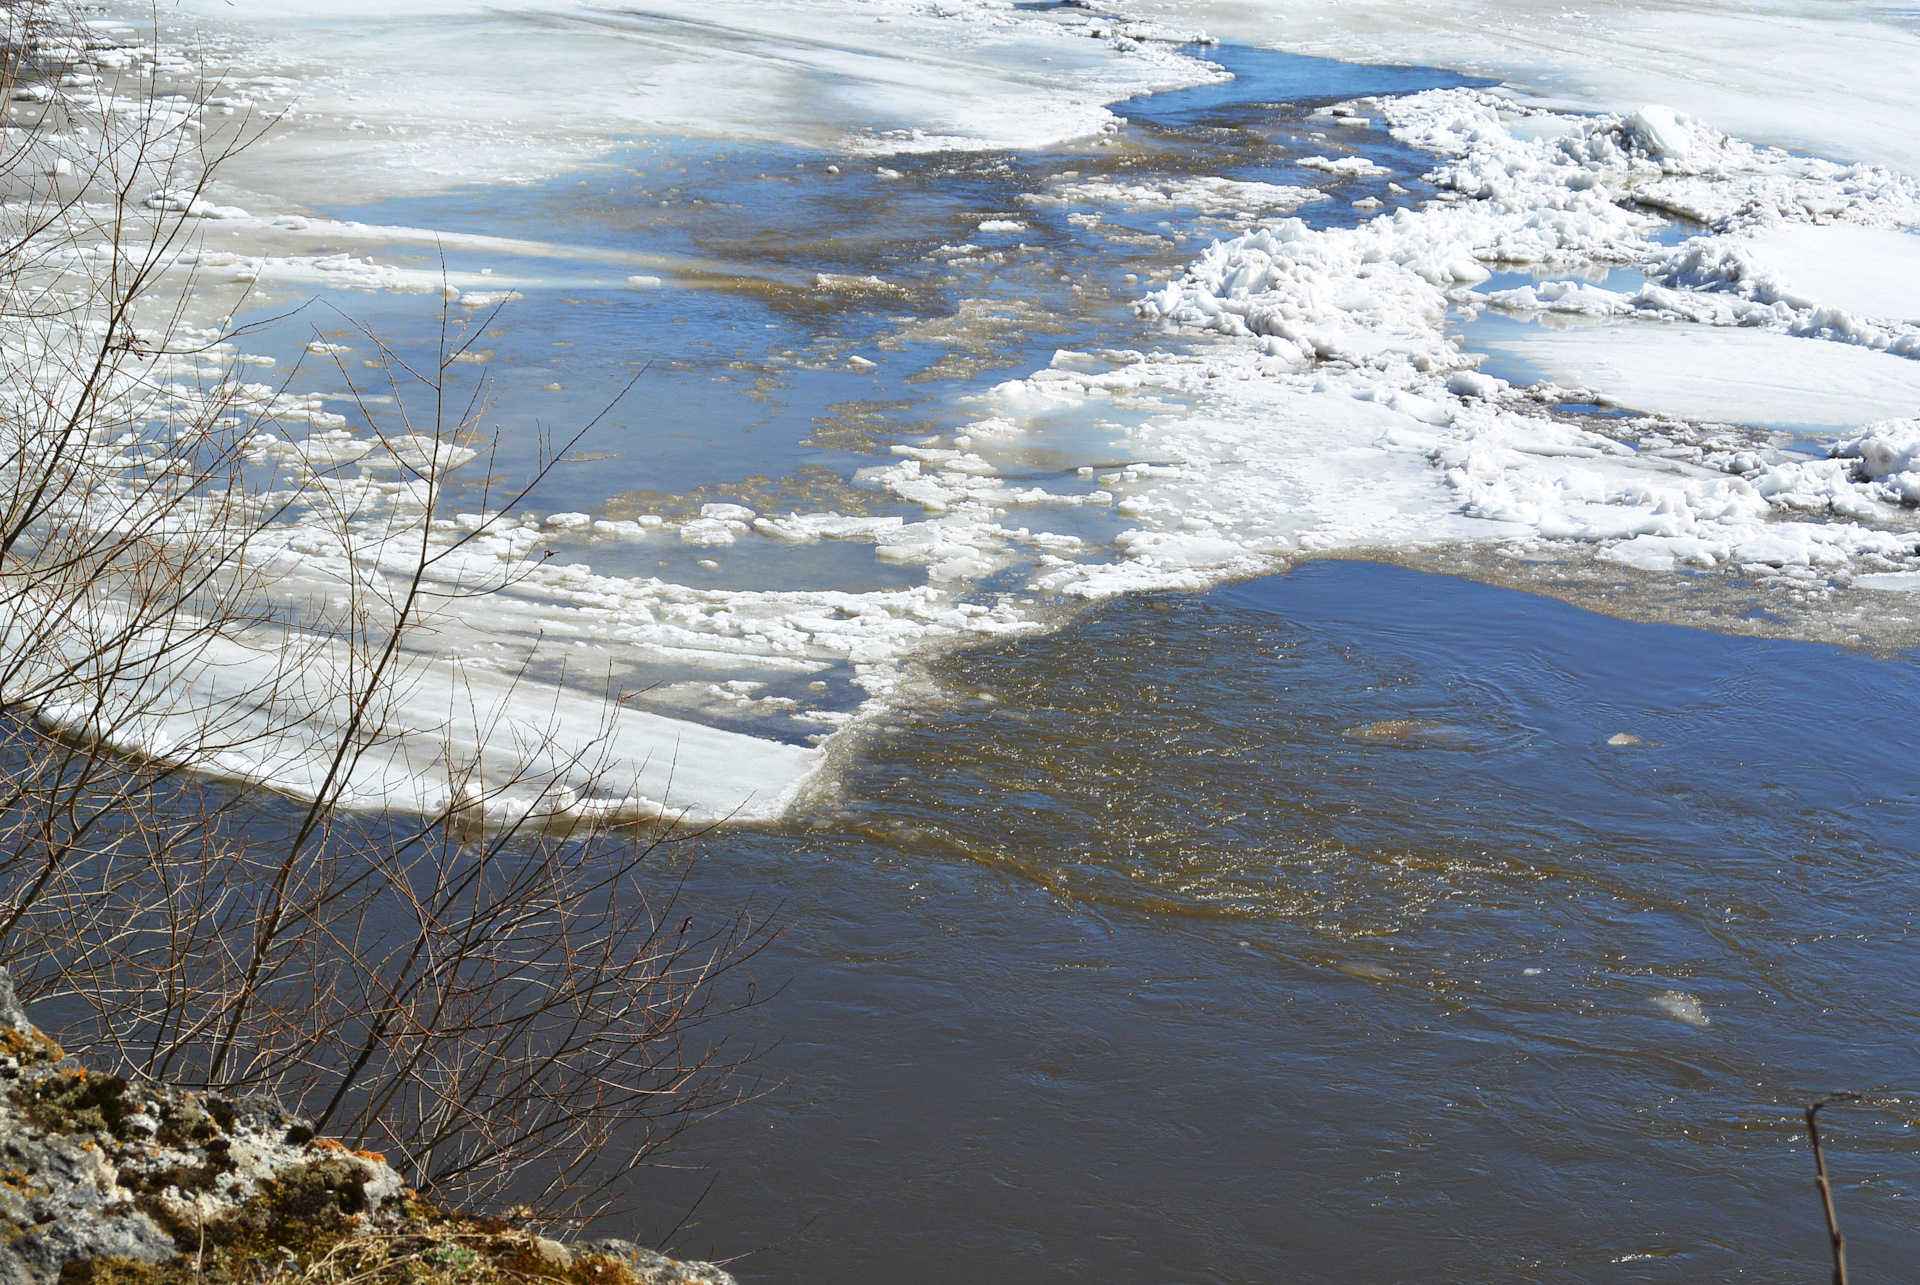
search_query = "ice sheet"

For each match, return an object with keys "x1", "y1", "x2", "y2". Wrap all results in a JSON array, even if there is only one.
[
  {"x1": 1130, "y1": 0, "x2": 1920, "y2": 176},
  {"x1": 1738, "y1": 225, "x2": 1920, "y2": 324},
  {"x1": 139, "y1": 0, "x2": 1227, "y2": 203},
  {"x1": 1482, "y1": 325, "x2": 1920, "y2": 429},
  {"x1": 5, "y1": 594, "x2": 821, "y2": 824}
]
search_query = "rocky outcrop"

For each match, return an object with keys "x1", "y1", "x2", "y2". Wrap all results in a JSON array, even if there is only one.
[{"x1": 0, "y1": 970, "x2": 733, "y2": 1285}]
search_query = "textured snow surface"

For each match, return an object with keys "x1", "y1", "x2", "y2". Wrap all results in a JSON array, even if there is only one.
[
  {"x1": 1094, "y1": 87, "x2": 1920, "y2": 587},
  {"x1": 1737, "y1": 225, "x2": 1920, "y2": 324}
]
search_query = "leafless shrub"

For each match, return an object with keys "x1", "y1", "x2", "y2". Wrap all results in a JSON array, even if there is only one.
[{"x1": 0, "y1": 2, "x2": 767, "y2": 1227}]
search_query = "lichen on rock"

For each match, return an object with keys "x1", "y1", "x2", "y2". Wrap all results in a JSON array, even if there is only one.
[{"x1": 0, "y1": 970, "x2": 734, "y2": 1285}]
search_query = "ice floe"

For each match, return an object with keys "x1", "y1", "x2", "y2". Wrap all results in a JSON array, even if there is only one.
[{"x1": 1024, "y1": 175, "x2": 1326, "y2": 217}]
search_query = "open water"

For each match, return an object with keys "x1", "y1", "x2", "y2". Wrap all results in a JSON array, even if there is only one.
[{"x1": 625, "y1": 559, "x2": 1920, "y2": 1283}]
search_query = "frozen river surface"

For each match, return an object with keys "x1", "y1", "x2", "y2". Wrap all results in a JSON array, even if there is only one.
[{"x1": 52, "y1": 0, "x2": 1920, "y2": 1278}]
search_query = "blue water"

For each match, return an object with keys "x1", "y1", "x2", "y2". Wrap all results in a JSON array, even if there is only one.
[{"x1": 621, "y1": 560, "x2": 1920, "y2": 1283}]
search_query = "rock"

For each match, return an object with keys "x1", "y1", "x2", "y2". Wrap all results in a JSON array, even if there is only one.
[
  {"x1": 0, "y1": 967, "x2": 32, "y2": 1034},
  {"x1": 577, "y1": 1239, "x2": 737, "y2": 1285},
  {"x1": 0, "y1": 970, "x2": 733, "y2": 1285},
  {"x1": 8, "y1": 1208, "x2": 176, "y2": 1284},
  {"x1": 0, "y1": 967, "x2": 404, "y2": 1285}
]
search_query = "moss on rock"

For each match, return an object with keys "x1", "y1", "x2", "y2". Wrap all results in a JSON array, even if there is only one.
[{"x1": 0, "y1": 970, "x2": 734, "y2": 1285}]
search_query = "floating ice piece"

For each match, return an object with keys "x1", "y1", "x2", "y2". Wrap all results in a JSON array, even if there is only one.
[
  {"x1": 1652, "y1": 989, "x2": 1710, "y2": 1027},
  {"x1": 752, "y1": 512, "x2": 904, "y2": 543},
  {"x1": 813, "y1": 272, "x2": 903, "y2": 295},
  {"x1": 1856, "y1": 571, "x2": 1920, "y2": 590},
  {"x1": 1484, "y1": 280, "x2": 1636, "y2": 318},
  {"x1": 1298, "y1": 154, "x2": 1391, "y2": 178},
  {"x1": 145, "y1": 189, "x2": 248, "y2": 219},
  {"x1": 1447, "y1": 371, "x2": 1507, "y2": 398},
  {"x1": 681, "y1": 507, "x2": 754, "y2": 546},
  {"x1": 1030, "y1": 175, "x2": 1324, "y2": 216},
  {"x1": 977, "y1": 218, "x2": 1028, "y2": 232},
  {"x1": 591, "y1": 519, "x2": 648, "y2": 538}
]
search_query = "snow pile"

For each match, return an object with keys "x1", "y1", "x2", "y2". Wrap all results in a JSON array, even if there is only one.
[{"x1": 1833, "y1": 420, "x2": 1920, "y2": 504}]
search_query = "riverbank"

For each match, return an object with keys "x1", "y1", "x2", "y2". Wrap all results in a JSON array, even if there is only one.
[{"x1": 0, "y1": 971, "x2": 731, "y2": 1285}]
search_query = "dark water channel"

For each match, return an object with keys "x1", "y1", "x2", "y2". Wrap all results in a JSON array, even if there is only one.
[{"x1": 626, "y1": 560, "x2": 1919, "y2": 1283}]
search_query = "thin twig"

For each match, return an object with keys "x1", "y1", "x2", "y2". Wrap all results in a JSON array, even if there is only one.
[{"x1": 1805, "y1": 1096, "x2": 1852, "y2": 1285}]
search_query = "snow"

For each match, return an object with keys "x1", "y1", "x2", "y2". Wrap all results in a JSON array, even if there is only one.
[
  {"x1": 1738, "y1": 225, "x2": 1920, "y2": 324},
  {"x1": 46, "y1": 617, "x2": 825, "y2": 824},
  {"x1": 143, "y1": 0, "x2": 1228, "y2": 202},
  {"x1": 1026, "y1": 175, "x2": 1325, "y2": 216},
  {"x1": 1855, "y1": 571, "x2": 1920, "y2": 592},
  {"x1": 1127, "y1": 0, "x2": 1920, "y2": 177},
  {"x1": 1483, "y1": 325, "x2": 1920, "y2": 429},
  {"x1": 1298, "y1": 155, "x2": 1391, "y2": 178},
  {"x1": 1039, "y1": 86, "x2": 1920, "y2": 591}
]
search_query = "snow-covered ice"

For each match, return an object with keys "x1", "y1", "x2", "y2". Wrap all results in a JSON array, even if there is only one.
[
  {"x1": 1736, "y1": 225, "x2": 1920, "y2": 324},
  {"x1": 26, "y1": 0, "x2": 1920, "y2": 821},
  {"x1": 1485, "y1": 326, "x2": 1920, "y2": 429},
  {"x1": 148, "y1": 0, "x2": 1228, "y2": 201},
  {"x1": 1128, "y1": 0, "x2": 1920, "y2": 176}
]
